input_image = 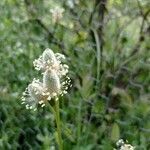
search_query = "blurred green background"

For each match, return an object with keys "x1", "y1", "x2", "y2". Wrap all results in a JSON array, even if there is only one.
[{"x1": 0, "y1": 0, "x2": 150, "y2": 149}]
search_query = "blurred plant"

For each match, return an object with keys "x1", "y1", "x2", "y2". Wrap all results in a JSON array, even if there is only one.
[
  {"x1": 50, "y1": 6, "x2": 65, "y2": 24},
  {"x1": 21, "y1": 48, "x2": 71, "y2": 150},
  {"x1": 66, "y1": 0, "x2": 79, "y2": 9}
]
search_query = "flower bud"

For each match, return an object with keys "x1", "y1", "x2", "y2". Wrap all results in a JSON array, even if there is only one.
[{"x1": 43, "y1": 48, "x2": 57, "y2": 64}]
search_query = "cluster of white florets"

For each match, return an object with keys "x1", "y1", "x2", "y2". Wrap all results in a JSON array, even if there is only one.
[
  {"x1": 21, "y1": 48, "x2": 71, "y2": 111},
  {"x1": 115, "y1": 139, "x2": 135, "y2": 150}
]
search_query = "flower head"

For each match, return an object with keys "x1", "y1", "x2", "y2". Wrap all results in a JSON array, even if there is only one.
[
  {"x1": 115, "y1": 139, "x2": 135, "y2": 150},
  {"x1": 21, "y1": 79, "x2": 48, "y2": 111},
  {"x1": 50, "y1": 6, "x2": 64, "y2": 23},
  {"x1": 33, "y1": 48, "x2": 68, "y2": 77},
  {"x1": 43, "y1": 69, "x2": 61, "y2": 95},
  {"x1": 120, "y1": 144, "x2": 135, "y2": 150},
  {"x1": 22, "y1": 48, "x2": 71, "y2": 110},
  {"x1": 116, "y1": 139, "x2": 125, "y2": 147}
]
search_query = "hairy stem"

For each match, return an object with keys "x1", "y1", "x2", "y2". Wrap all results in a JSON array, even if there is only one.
[
  {"x1": 49, "y1": 101, "x2": 63, "y2": 150},
  {"x1": 54, "y1": 100, "x2": 63, "y2": 150}
]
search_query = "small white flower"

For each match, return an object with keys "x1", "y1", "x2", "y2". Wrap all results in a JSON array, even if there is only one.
[
  {"x1": 55, "y1": 53, "x2": 66, "y2": 61},
  {"x1": 116, "y1": 139, "x2": 135, "y2": 150},
  {"x1": 50, "y1": 6, "x2": 64, "y2": 23},
  {"x1": 116, "y1": 139, "x2": 124, "y2": 147},
  {"x1": 120, "y1": 144, "x2": 135, "y2": 150}
]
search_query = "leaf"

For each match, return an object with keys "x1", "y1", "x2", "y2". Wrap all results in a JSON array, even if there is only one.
[
  {"x1": 111, "y1": 123, "x2": 120, "y2": 142},
  {"x1": 112, "y1": 87, "x2": 133, "y2": 106},
  {"x1": 80, "y1": 74, "x2": 93, "y2": 99},
  {"x1": 62, "y1": 123, "x2": 75, "y2": 143}
]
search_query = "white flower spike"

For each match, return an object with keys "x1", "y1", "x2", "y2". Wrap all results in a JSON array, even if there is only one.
[
  {"x1": 21, "y1": 79, "x2": 48, "y2": 110},
  {"x1": 33, "y1": 48, "x2": 69, "y2": 77},
  {"x1": 22, "y1": 48, "x2": 71, "y2": 110},
  {"x1": 43, "y1": 69, "x2": 61, "y2": 95}
]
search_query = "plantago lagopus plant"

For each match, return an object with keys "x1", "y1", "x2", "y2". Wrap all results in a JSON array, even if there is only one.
[{"x1": 21, "y1": 48, "x2": 71, "y2": 150}]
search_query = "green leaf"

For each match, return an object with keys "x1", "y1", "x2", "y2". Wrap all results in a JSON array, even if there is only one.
[
  {"x1": 54, "y1": 131, "x2": 59, "y2": 145},
  {"x1": 112, "y1": 87, "x2": 133, "y2": 107},
  {"x1": 62, "y1": 123, "x2": 75, "y2": 143},
  {"x1": 111, "y1": 123, "x2": 120, "y2": 142}
]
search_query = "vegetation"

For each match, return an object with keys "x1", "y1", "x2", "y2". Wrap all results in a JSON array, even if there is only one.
[{"x1": 0, "y1": 0, "x2": 149, "y2": 149}]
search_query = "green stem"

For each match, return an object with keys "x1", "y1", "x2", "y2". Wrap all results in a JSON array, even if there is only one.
[
  {"x1": 48, "y1": 101, "x2": 63, "y2": 150},
  {"x1": 54, "y1": 100, "x2": 63, "y2": 150}
]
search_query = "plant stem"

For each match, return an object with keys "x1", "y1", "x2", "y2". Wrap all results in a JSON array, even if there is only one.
[
  {"x1": 48, "y1": 101, "x2": 63, "y2": 150},
  {"x1": 54, "y1": 100, "x2": 63, "y2": 150}
]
